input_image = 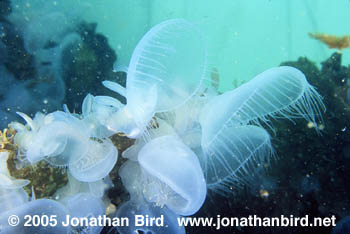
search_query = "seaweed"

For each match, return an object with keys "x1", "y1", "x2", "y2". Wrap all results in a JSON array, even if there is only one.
[
  {"x1": 0, "y1": 21, "x2": 36, "y2": 80},
  {"x1": 309, "y1": 32, "x2": 350, "y2": 50},
  {"x1": 62, "y1": 21, "x2": 123, "y2": 111}
]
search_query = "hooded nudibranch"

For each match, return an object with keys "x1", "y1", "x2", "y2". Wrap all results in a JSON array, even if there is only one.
[{"x1": 103, "y1": 19, "x2": 207, "y2": 138}]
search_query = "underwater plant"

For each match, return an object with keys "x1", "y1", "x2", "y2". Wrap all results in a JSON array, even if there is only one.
[
  {"x1": 0, "y1": 26, "x2": 7, "y2": 64},
  {"x1": 0, "y1": 66, "x2": 42, "y2": 129},
  {"x1": 332, "y1": 216, "x2": 350, "y2": 234},
  {"x1": 0, "y1": 151, "x2": 68, "y2": 233},
  {"x1": 309, "y1": 32, "x2": 350, "y2": 50}
]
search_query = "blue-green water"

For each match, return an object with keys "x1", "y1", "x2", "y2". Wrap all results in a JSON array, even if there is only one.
[
  {"x1": 82, "y1": 0, "x2": 350, "y2": 91},
  {"x1": 8, "y1": 0, "x2": 350, "y2": 91}
]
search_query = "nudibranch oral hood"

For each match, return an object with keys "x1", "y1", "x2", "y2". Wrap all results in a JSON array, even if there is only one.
[{"x1": 103, "y1": 19, "x2": 207, "y2": 138}]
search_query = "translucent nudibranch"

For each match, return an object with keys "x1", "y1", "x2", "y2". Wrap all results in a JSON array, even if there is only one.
[
  {"x1": 3, "y1": 17, "x2": 326, "y2": 234},
  {"x1": 119, "y1": 135, "x2": 207, "y2": 216},
  {"x1": 113, "y1": 199, "x2": 185, "y2": 234},
  {"x1": 138, "y1": 135, "x2": 207, "y2": 216},
  {"x1": 0, "y1": 199, "x2": 70, "y2": 234},
  {"x1": 11, "y1": 108, "x2": 119, "y2": 183},
  {"x1": 103, "y1": 18, "x2": 207, "y2": 138},
  {"x1": 198, "y1": 66, "x2": 325, "y2": 194}
]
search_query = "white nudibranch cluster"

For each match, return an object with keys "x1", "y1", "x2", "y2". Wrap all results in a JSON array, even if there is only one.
[{"x1": 0, "y1": 19, "x2": 325, "y2": 234}]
